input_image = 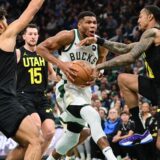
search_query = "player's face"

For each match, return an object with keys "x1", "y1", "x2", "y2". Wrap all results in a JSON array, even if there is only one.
[
  {"x1": 78, "y1": 16, "x2": 97, "y2": 37},
  {"x1": 138, "y1": 9, "x2": 151, "y2": 31},
  {"x1": 23, "y1": 27, "x2": 39, "y2": 47},
  {"x1": 0, "y1": 17, "x2": 8, "y2": 34}
]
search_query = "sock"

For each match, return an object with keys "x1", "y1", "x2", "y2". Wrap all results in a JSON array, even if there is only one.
[
  {"x1": 77, "y1": 144, "x2": 85, "y2": 160},
  {"x1": 86, "y1": 153, "x2": 91, "y2": 160},
  {"x1": 130, "y1": 107, "x2": 145, "y2": 134},
  {"x1": 46, "y1": 154, "x2": 55, "y2": 160},
  {"x1": 65, "y1": 156, "x2": 75, "y2": 160},
  {"x1": 79, "y1": 153, "x2": 85, "y2": 160},
  {"x1": 65, "y1": 156, "x2": 71, "y2": 160},
  {"x1": 102, "y1": 146, "x2": 117, "y2": 160}
]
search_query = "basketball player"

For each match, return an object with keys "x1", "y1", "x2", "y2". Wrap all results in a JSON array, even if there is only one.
[
  {"x1": 37, "y1": 11, "x2": 117, "y2": 160},
  {"x1": 0, "y1": 1, "x2": 46, "y2": 160},
  {"x1": 79, "y1": 5, "x2": 160, "y2": 150},
  {"x1": 16, "y1": 23, "x2": 56, "y2": 155}
]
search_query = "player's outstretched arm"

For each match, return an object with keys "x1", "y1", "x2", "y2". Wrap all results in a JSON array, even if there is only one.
[
  {"x1": 6, "y1": 0, "x2": 44, "y2": 36},
  {"x1": 96, "y1": 28, "x2": 156, "y2": 70},
  {"x1": 78, "y1": 37, "x2": 137, "y2": 54},
  {"x1": 37, "y1": 30, "x2": 78, "y2": 82},
  {"x1": 37, "y1": 31, "x2": 71, "y2": 65}
]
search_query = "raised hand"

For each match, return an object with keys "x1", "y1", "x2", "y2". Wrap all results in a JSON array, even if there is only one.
[
  {"x1": 85, "y1": 67, "x2": 100, "y2": 86},
  {"x1": 78, "y1": 37, "x2": 97, "y2": 46}
]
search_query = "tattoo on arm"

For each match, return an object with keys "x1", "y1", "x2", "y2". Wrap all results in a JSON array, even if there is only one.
[
  {"x1": 102, "y1": 41, "x2": 136, "y2": 54},
  {"x1": 130, "y1": 29, "x2": 155, "y2": 59},
  {"x1": 97, "y1": 53, "x2": 134, "y2": 70},
  {"x1": 97, "y1": 29, "x2": 156, "y2": 70}
]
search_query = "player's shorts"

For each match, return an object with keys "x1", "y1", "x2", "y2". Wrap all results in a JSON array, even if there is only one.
[
  {"x1": 17, "y1": 91, "x2": 54, "y2": 122},
  {"x1": 139, "y1": 76, "x2": 160, "y2": 105},
  {"x1": 0, "y1": 96, "x2": 28, "y2": 138},
  {"x1": 55, "y1": 79, "x2": 91, "y2": 133},
  {"x1": 60, "y1": 104, "x2": 89, "y2": 133},
  {"x1": 55, "y1": 79, "x2": 92, "y2": 110}
]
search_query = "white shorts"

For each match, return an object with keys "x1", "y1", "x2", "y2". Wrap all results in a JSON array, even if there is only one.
[
  {"x1": 55, "y1": 79, "x2": 92, "y2": 110},
  {"x1": 60, "y1": 110, "x2": 86, "y2": 126}
]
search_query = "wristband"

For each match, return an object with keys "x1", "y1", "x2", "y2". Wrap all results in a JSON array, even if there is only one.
[{"x1": 96, "y1": 37, "x2": 105, "y2": 46}]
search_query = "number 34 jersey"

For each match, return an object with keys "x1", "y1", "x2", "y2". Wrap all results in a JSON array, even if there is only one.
[{"x1": 17, "y1": 46, "x2": 48, "y2": 93}]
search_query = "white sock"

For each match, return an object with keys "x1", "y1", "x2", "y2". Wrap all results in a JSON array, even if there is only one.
[
  {"x1": 46, "y1": 154, "x2": 55, "y2": 160},
  {"x1": 65, "y1": 156, "x2": 71, "y2": 160},
  {"x1": 102, "y1": 147, "x2": 117, "y2": 160},
  {"x1": 86, "y1": 153, "x2": 91, "y2": 160},
  {"x1": 80, "y1": 152, "x2": 85, "y2": 160}
]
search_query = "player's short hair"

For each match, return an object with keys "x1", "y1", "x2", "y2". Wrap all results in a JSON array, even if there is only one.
[
  {"x1": 144, "y1": 5, "x2": 160, "y2": 24},
  {"x1": 0, "y1": 7, "x2": 7, "y2": 20},
  {"x1": 23, "y1": 23, "x2": 39, "y2": 34},
  {"x1": 78, "y1": 11, "x2": 96, "y2": 22}
]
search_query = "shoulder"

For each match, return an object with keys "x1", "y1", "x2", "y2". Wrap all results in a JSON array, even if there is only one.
[
  {"x1": 56, "y1": 29, "x2": 74, "y2": 41},
  {"x1": 1, "y1": 21, "x2": 18, "y2": 39},
  {"x1": 46, "y1": 29, "x2": 75, "y2": 46},
  {"x1": 146, "y1": 116, "x2": 152, "y2": 121},
  {"x1": 141, "y1": 28, "x2": 157, "y2": 39}
]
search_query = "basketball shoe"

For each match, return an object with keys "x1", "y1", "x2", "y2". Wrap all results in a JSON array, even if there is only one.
[{"x1": 119, "y1": 130, "x2": 153, "y2": 146}]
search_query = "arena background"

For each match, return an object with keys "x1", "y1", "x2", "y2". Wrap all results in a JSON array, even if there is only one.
[{"x1": 0, "y1": 0, "x2": 160, "y2": 160}]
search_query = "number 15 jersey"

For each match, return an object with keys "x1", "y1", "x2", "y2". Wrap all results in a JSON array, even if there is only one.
[{"x1": 17, "y1": 46, "x2": 48, "y2": 93}]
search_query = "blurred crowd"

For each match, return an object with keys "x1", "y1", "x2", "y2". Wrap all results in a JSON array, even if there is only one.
[
  {"x1": 1, "y1": 0, "x2": 160, "y2": 160},
  {"x1": 0, "y1": 0, "x2": 159, "y2": 40}
]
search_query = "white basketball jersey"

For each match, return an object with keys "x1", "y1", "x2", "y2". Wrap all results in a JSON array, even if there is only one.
[
  {"x1": 56, "y1": 29, "x2": 99, "y2": 109},
  {"x1": 59, "y1": 29, "x2": 99, "y2": 78}
]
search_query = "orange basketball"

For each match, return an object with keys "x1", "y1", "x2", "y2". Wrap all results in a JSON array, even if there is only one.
[{"x1": 71, "y1": 60, "x2": 94, "y2": 86}]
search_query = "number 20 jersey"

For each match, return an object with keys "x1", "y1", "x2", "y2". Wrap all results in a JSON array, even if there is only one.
[{"x1": 17, "y1": 46, "x2": 48, "y2": 93}]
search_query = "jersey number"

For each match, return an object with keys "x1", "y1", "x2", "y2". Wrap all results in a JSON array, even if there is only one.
[{"x1": 28, "y1": 68, "x2": 42, "y2": 84}]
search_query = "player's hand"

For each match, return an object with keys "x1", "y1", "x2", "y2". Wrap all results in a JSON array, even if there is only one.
[
  {"x1": 59, "y1": 61, "x2": 77, "y2": 82},
  {"x1": 78, "y1": 37, "x2": 97, "y2": 46},
  {"x1": 77, "y1": 68, "x2": 97, "y2": 88},
  {"x1": 85, "y1": 67, "x2": 99, "y2": 86},
  {"x1": 53, "y1": 75, "x2": 61, "y2": 84}
]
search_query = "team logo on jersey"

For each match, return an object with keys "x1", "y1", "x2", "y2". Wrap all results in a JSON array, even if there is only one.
[
  {"x1": 92, "y1": 45, "x2": 96, "y2": 51},
  {"x1": 23, "y1": 52, "x2": 27, "y2": 56}
]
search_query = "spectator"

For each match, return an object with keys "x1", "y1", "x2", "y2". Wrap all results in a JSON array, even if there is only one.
[{"x1": 113, "y1": 111, "x2": 135, "y2": 159}]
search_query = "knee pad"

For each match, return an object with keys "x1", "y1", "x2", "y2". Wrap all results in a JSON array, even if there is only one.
[
  {"x1": 80, "y1": 106, "x2": 106, "y2": 143},
  {"x1": 55, "y1": 129, "x2": 80, "y2": 155}
]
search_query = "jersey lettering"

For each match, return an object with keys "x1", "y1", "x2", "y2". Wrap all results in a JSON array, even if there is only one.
[
  {"x1": 23, "y1": 57, "x2": 45, "y2": 67},
  {"x1": 69, "y1": 52, "x2": 98, "y2": 64}
]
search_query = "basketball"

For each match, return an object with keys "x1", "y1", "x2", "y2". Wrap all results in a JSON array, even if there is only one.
[{"x1": 70, "y1": 60, "x2": 94, "y2": 86}]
